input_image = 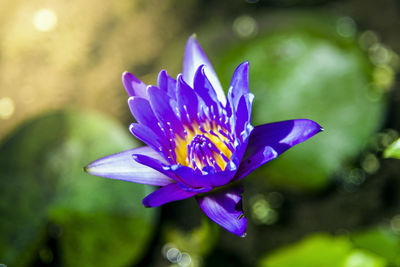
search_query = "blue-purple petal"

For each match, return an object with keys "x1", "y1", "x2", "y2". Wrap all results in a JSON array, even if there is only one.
[
  {"x1": 147, "y1": 85, "x2": 185, "y2": 138},
  {"x1": 157, "y1": 70, "x2": 177, "y2": 100},
  {"x1": 84, "y1": 146, "x2": 174, "y2": 186},
  {"x1": 227, "y1": 61, "x2": 249, "y2": 113},
  {"x1": 122, "y1": 72, "x2": 148, "y2": 98},
  {"x1": 234, "y1": 93, "x2": 254, "y2": 139},
  {"x1": 128, "y1": 96, "x2": 165, "y2": 141},
  {"x1": 129, "y1": 123, "x2": 171, "y2": 161},
  {"x1": 182, "y1": 35, "x2": 226, "y2": 105},
  {"x1": 176, "y1": 74, "x2": 200, "y2": 125},
  {"x1": 168, "y1": 164, "x2": 236, "y2": 188},
  {"x1": 132, "y1": 153, "x2": 180, "y2": 182},
  {"x1": 196, "y1": 187, "x2": 247, "y2": 237},
  {"x1": 235, "y1": 119, "x2": 323, "y2": 180},
  {"x1": 142, "y1": 183, "x2": 198, "y2": 207},
  {"x1": 193, "y1": 65, "x2": 220, "y2": 113}
]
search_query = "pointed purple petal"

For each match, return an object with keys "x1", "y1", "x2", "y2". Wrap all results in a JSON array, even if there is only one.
[
  {"x1": 129, "y1": 123, "x2": 170, "y2": 161},
  {"x1": 147, "y1": 85, "x2": 185, "y2": 138},
  {"x1": 196, "y1": 187, "x2": 247, "y2": 236},
  {"x1": 157, "y1": 70, "x2": 177, "y2": 100},
  {"x1": 84, "y1": 146, "x2": 174, "y2": 186},
  {"x1": 182, "y1": 35, "x2": 226, "y2": 105},
  {"x1": 128, "y1": 96, "x2": 165, "y2": 141},
  {"x1": 122, "y1": 72, "x2": 147, "y2": 98},
  {"x1": 235, "y1": 119, "x2": 323, "y2": 180},
  {"x1": 234, "y1": 93, "x2": 254, "y2": 139},
  {"x1": 132, "y1": 153, "x2": 181, "y2": 183},
  {"x1": 142, "y1": 183, "x2": 198, "y2": 207},
  {"x1": 228, "y1": 61, "x2": 249, "y2": 113},
  {"x1": 193, "y1": 65, "x2": 221, "y2": 116},
  {"x1": 176, "y1": 74, "x2": 200, "y2": 125}
]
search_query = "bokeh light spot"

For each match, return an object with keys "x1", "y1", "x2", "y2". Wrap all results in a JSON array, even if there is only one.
[
  {"x1": 33, "y1": 9, "x2": 57, "y2": 32},
  {"x1": 369, "y1": 44, "x2": 391, "y2": 66},
  {"x1": 0, "y1": 97, "x2": 15, "y2": 120},
  {"x1": 165, "y1": 246, "x2": 181, "y2": 263},
  {"x1": 361, "y1": 153, "x2": 380, "y2": 174},
  {"x1": 233, "y1": 15, "x2": 258, "y2": 39},
  {"x1": 178, "y1": 252, "x2": 192, "y2": 267},
  {"x1": 372, "y1": 65, "x2": 394, "y2": 90},
  {"x1": 359, "y1": 30, "x2": 379, "y2": 50},
  {"x1": 336, "y1": 17, "x2": 356, "y2": 38},
  {"x1": 250, "y1": 194, "x2": 278, "y2": 225}
]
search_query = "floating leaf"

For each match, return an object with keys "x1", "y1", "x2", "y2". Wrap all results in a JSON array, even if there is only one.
[
  {"x1": 258, "y1": 233, "x2": 386, "y2": 267},
  {"x1": 0, "y1": 110, "x2": 156, "y2": 266},
  {"x1": 216, "y1": 15, "x2": 387, "y2": 190}
]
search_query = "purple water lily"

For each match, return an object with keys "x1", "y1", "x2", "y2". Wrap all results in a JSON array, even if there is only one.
[{"x1": 84, "y1": 35, "x2": 322, "y2": 236}]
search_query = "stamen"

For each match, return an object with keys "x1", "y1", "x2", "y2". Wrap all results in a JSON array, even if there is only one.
[
  {"x1": 199, "y1": 125, "x2": 207, "y2": 133},
  {"x1": 224, "y1": 140, "x2": 235, "y2": 152},
  {"x1": 211, "y1": 159, "x2": 222, "y2": 171},
  {"x1": 208, "y1": 130, "x2": 219, "y2": 137},
  {"x1": 219, "y1": 151, "x2": 230, "y2": 162},
  {"x1": 218, "y1": 128, "x2": 229, "y2": 138}
]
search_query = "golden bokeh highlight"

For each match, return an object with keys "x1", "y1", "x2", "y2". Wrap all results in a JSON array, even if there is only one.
[
  {"x1": 0, "y1": 0, "x2": 197, "y2": 140},
  {"x1": 33, "y1": 9, "x2": 57, "y2": 32},
  {"x1": 0, "y1": 97, "x2": 15, "y2": 120}
]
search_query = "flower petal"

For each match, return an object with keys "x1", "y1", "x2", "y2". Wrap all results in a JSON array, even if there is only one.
[
  {"x1": 129, "y1": 122, "x2": 163, "y2": 150},
  {"x1": 147, "y1": 85, "x2": 185, "y2": 138},
  {"x1": 227, "y1": 61, "x2": 249, "y2": 113},
  {"x1": 176, "y1": 74, "x2": 200, "y2": 125},
  {"x1": 235, "y1": 119, "x2": 323, "y2": 180},
  {"x1": 196, "y1": 187, "x2": 247, "y2": 236},
  {"x1": 128, "y1": 96, "x2": 165, "y2": 141},
  {"x1": 122, "y1": 71, "x2": 148, "y2": 98},
  {"x1": 193, "y1": 65, "x2": 221, "y2": 117},
  {"x1": 234, "y1": 93, "x2": 254, "y2": 139},
  {"x1": 157, "y1": 70, "x2": 177, "y2": 100},
  {"x1": 132, "y1": 153, "x2": 181, "y2": 182},
  {"x1": 182, "y1": 35, "x2": 226, "y2": 105},
  {"x1": 167, "y1": 164, "x2": 236, "y2": 188},
  {"x1": 84, "y1": 146, "x2": 174, "y2": 186},
  {"x1": 142, "y1": 183, "x2": 198, "y2": 207}
]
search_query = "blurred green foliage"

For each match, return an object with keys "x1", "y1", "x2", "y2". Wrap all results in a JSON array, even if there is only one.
[
  {"x1": 352, "y1": 228, "x2": 400, "y2": 266},
  {"x1": 0, "y1": 110, "x2": 156, "y2": 266},
  {"x1": 216, "y1": 16, "x2": 386, "y2": 191}
]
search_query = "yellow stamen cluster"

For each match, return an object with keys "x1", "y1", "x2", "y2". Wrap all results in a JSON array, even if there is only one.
[{"x1": 174, "y1": 122, "x2": 232, "y2": 171}]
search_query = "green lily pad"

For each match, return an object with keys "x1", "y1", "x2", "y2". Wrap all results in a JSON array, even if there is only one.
[
  {"x1": 258, "y1": 233, "x2": 387, "y2": 267},
  {"x1": 0, "y1": 110, "x2": 156, "y2": 266},
  {"x1": 383, "y1": 138, "x2": 400, "y2": 159},
  {"x1": 216, "y1": 15, "x2": 387, "y2": 190}
]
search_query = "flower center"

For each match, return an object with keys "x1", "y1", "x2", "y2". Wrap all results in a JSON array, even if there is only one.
[{"x1": 174, "y1": 122, "x2": 233, "y2": 171}]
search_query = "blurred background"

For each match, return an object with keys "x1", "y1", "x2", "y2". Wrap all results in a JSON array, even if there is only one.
[{"x1": 1, "y1": 0, "x2": 400, "y2": 266}]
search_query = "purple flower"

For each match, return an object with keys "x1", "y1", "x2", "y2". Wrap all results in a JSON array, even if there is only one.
[{"x1": 84, "y1": 35, "x2": 322, "y2": 236}]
